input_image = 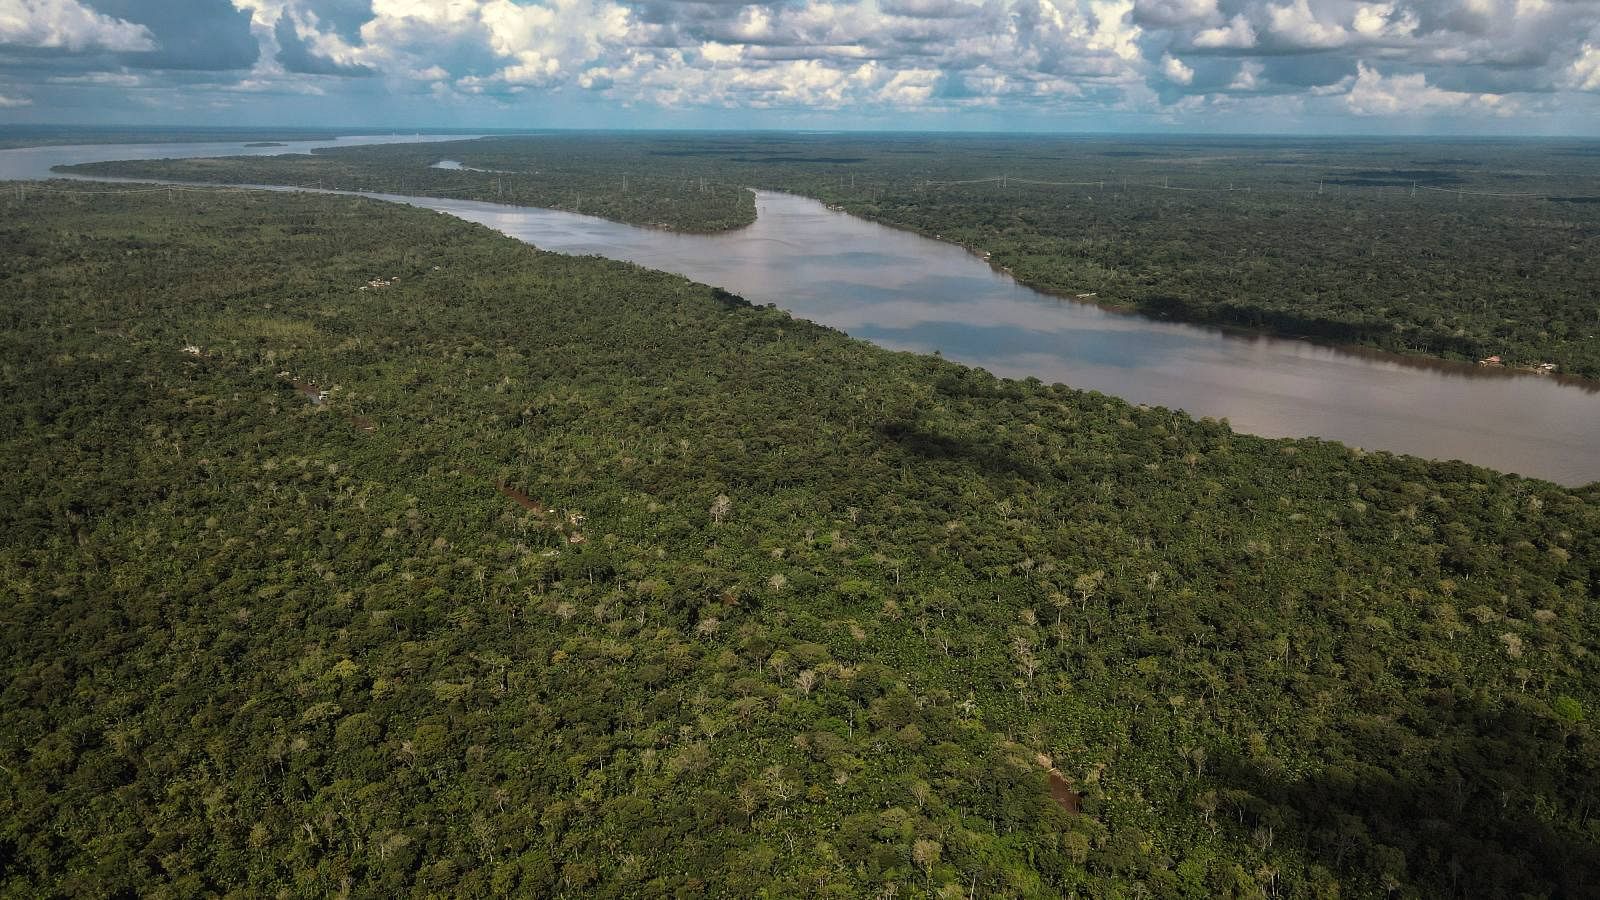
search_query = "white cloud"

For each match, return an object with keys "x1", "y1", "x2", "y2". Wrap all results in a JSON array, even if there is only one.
[
  {"x1": 1133, "y1": 0, "x2": 1218, "y2": 27},
  {"x1": 227, "y1": 76, "x2": 326, "y2": 95},
  {"x1": 881, "y1": 0, "x2": 984, "y2": 18},
  {"x1": 0, "y1": 89, "x2": 30, "y2": 106},
  {"x1": 1088, "y1": 0, "x2": 1143, "y2": 62},
  {"x1": 2, "y1": 0, "x2": 1591, "y2": 124},
  {"x1": 0, "y1": 0, "x2": 155, "y2": 51},
  {"x1": 353, "y1": 0, "x2": 629, "y2": 96},
  {"x1": 1310, "y1": 73, "x2": 1355, "y2": 94},
  {"x1": 1192, "y1": 13, "x2": 1257, "y2": 48},
  {"x1": 1345, "y1": 61, "x2": 1512, "y2": 115},
  {"x1": 496, "y1": 51, "x2": 561, "y2": 85},
  {"x1": 700, "y1": 41, "x2": 743, "y2": 64},
  {"x1": 48, "y1": 69, "x2": 141, "y2": 85},
  {"x1": 1570, "y1": 42, "x2": 1600, "y2": 92},
  {"x1": 1351, "y1": 2, "x2": 1416, "y2": 39},
  {"x1": 1229, "y1": 58, "x2": 1263, "y2": 90},
  {"x1": 1267, "y1": 0, "x2": 1346, "y2": 48},
  {"x1": 1161, "y1": 52, "x2": 1193, "y2": 83}
]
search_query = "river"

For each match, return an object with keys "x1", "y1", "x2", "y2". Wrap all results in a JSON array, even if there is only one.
[{"x1": 4, "y1": 138, "x2": 1597, "y2": 485}]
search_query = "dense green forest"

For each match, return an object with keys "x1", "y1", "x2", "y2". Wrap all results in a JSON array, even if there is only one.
[
  {"x1": 62, "y1": 133, "x2": 1600, "y2": 377},
  {"x1": 2, "y1": 185, "x2": 1598, "y2": 897}
]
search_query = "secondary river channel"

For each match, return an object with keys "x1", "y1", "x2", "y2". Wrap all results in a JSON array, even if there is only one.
[{"x1": 5, "y1": 137, "x2": 1598, "y2": 485}]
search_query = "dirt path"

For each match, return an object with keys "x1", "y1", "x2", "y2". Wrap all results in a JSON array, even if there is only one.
[{"x1": 496, "y1": 483, "x2": 545, "y2": 513}]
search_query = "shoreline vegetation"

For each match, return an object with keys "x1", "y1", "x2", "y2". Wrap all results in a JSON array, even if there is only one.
[
  {"x1": 56, "y1": 132, "x2": 1600, "y2": 379},
  {"x1": 818, "y1": 196, "x2": 1599, "y2": 385},
  {"x1": 2, "y1": 186, "x2": 1598, "y2": 897}
]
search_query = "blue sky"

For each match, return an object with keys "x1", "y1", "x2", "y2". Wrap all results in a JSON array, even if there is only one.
[{"x1": 2, "y1": 0, "x2": 1599, "y2": 134}]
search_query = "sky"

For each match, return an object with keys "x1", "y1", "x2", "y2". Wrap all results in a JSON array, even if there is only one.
[{"x1": 1, "y1": 0, "x2": 1598, "y2": 134}]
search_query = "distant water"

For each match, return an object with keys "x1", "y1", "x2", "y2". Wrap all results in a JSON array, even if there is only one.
[
  {"x1": 0, "y1": 134, "x2": 476, "y2": 181},
  {"x1": 5, "y1": 139, "x2": 1597, "y2": 485}
]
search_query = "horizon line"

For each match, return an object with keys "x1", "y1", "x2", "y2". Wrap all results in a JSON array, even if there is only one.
[{"x1": 6, "y1": 123, "x2": 1600, "y2": 141}]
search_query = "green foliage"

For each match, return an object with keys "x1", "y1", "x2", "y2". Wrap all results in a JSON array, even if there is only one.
[
  {"x1": 1554, "y1": 695, "x2": 1586, "y2": 725},
  {"x1": 2, "y1": 187, "x2": 1598, "y2": 897}
]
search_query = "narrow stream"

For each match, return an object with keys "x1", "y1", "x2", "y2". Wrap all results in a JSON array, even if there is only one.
[{"x1": 5, "y1": 137, "x2": 1597, "y2": 485}]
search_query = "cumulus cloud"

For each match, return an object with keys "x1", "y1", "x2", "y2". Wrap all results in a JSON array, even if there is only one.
[
  {"x1": 274, "y1": 11, "x2": 373, "y2": 74},
  {"x1": 880, "y1": 0, "x2": 983, "y2": 19},
  {"x1": 1132, "y1": 0, "x2": 1218, "y2": 28},
  {"x1": 1267, "y1": 0, "x2": 1346, "y2": 48},
  {"x1": 1192, "y1": 13, "x2": 1256, "y2": 48},
  {"x1": 90, "y1": 0, "x2": 259, "y2": 69},
  {"x1": 348, "y1": 0, "x2": 628, "y2": 96},
  {"x1": 1345, "y1": 60, "x2": 1510, "y2": 114},
  {"x1": 1161, "y1": 52, "x2": 1194, "y2": 82},
  {"x1": 1571, "y1": 42, "x2": 1600, "y2": 92},
  {"x1": 1229, "y1": 57, "x2": 1263, "y2": 89},
  {"x1": 0, "y1": 0, "x2": 154, "y2": 51},
  {"x1": 1350, "y1": 2, "x2": 1416, "y2": 39},
  {"x1": 304, "y1": 0, "x2": 370, "y2": 40},
  {"x1": 0, "y1": 0, "x2": 1597, "y2": 127}
]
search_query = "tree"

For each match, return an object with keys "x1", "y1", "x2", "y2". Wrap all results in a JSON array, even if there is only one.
[
  {"x1": 710, "y1": 494, "x2": 733, "y2": 525},
  {"x1": 912, "y1": 839, "x2": 941, "y2": 890},
  {"x1": 1073, "y1": 571, "x2": 1105, "y2": 612},
  {"x1": 1554, "y1": 695, "x2": 1585, "y2": 727},
  {"x1": 1012, "y1": 635, "x2": 1039, "y2": 685}
]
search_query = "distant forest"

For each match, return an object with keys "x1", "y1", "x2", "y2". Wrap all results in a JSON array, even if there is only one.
[
  {"x1": 63, "y1": 133, "x2": 1600, "y2": 377},
  {"x1": 2, "y1": 187, "x2": 1597, "y2": 897}
]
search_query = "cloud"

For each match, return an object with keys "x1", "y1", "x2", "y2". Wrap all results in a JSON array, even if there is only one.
[
  {"x1": 48, "y1": 67, "x2": 139, "y2": 83},
  {"x1": 1229, "y1": 57, "x2": 1263, "y2": 89},
  {"x1": 0, "y1": 0, "x2": 1597, "y2": 128},
  {"x1": 1161, "y1": 52, "x2": 1193, "y2": 82},
  {"x1": 0, "y1": 0, "x2": 154, "y2": 51},
  {"x1": 1132, "y1": 0, "x2": 1217, "y2": 28},
  {"x1": 1345, "y1": 60, "x2": 1511, "y2": 114},
  {"x1": 1350, "y1": 2, "x2": 1416, "y2": 39},
  {"x1": 351, "y1": 0, "x2": 629, "y2": 96},
  {"x1": 87, "y1": 0, "x2": 259, "y2": 69},
  {"x1": 274, "y1": 11, "x2": 373, "y2": 75},
  {"x1": 1192, "y1": 13, "x2": 1256, "y2": 48},
  {"x1": 1571, "y1": 42, "x2": 1600, "y2": 91},
  {"x1": 1266, "y1": 0, "x2": 1346, "y2": 48},
  {"x1": 880, "y1": 0, "x2": 983, "y2": 19},
  {"x1": 303, "y1": 0, "x2": 372, "y2": 41},
  {"x1": 0, "y1": 88, "x2": 33, "y2": 105}
]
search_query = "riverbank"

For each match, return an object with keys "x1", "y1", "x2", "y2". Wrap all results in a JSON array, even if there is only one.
[{"x1": 821, "y1": 196, "x2": 1600, "y2": 389}]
